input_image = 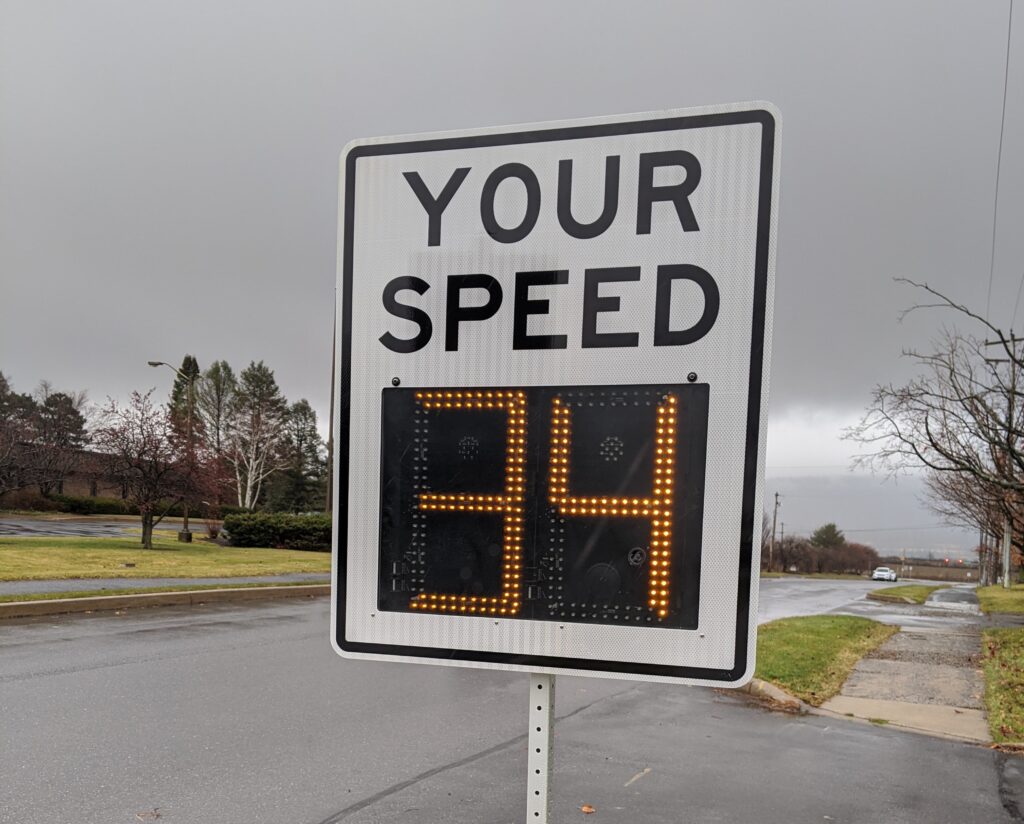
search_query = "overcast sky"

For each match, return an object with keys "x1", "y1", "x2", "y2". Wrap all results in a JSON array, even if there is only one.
[{"x1": 2, "y1": 1, "x2": 1022, "y2": 555}]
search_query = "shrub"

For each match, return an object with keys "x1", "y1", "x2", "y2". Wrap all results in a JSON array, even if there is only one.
[
  {"x1": 0, "y1": 491, "x2": 65, "y2": 512},
  {"x1": 0, "y1": 491, "x2": 247, "y2": 520},
  {"x1": 161, "y1": 501, "x2": 192, "y2": 518},
  {"x1": 50, "y1": 495, "x2": 137, "y2": 515},
  {"x1": 0, "y1": 491, "x2": 138, "y2": 515},
  {"x1": 222, "y1": 513, "x2": 332, "y2": 551},
  {"x1": 204, "y1": 518, "x2": 222, "y2": 540}
]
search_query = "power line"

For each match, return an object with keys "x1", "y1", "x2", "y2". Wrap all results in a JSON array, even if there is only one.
[
  {"x1": 986, "y1": 0, "x2": 1014, "y2": 319},
  {"x1": 1011, "y1": 268, "x2": 1024, "y2": 328}
]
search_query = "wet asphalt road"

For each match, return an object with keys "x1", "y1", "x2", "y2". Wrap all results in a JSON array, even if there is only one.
[
  {"x1": 759, "y1": 577, "x2": 984, "y2": 629},
  {"x1": 757, "y1": 576, "x2": 891, "y2": 622},
  {"x1": 0, "y1": 517, "x2": 137, "y2": 537},
  {"x1": 0, "y1": 575, "x2": 891, "y2": 602},
  {"x1": 1, "y1": 582, "x2": 1018, "y2": 824}
]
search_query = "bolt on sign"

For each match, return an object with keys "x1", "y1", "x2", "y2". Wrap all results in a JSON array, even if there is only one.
[{"x1": 332, "y1": 102, "x2": 780, "y2": 685}]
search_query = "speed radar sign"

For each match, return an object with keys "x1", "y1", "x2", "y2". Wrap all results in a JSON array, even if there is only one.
[{"x1": 331, "y1": 102, "x2": 779, "y2": 685}]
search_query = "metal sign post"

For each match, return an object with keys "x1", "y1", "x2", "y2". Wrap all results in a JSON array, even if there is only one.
[
  {"x1": 527, "y1": 674, "x2": 556, "y2": 824},
  {"x1": 332, "y1": 99, "x2": 780, "y2": 824}
]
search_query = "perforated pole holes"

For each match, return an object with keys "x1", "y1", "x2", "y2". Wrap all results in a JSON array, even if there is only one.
[{"x1": 527, "y1": 674, "x2": 555, "y2": 823}]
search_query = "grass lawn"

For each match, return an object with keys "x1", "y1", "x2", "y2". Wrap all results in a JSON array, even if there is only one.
[
  {"x1": 755, "y1": 615, "x2": 898, "y2": 706},
  {"x1": 0, "y1": 536, "x2": 331, "y2": 581},
  {"x1": 977, "y1": 585, "x2": 1024, "y2": 614},
  {"x1": 0, "y1": 580, "x2": 327, "y2": 603},
  {"x1": 982, "y1": 628, "x2": 1024, "y2": 743},
  {"x1": 866, "y1": 584, "x2": 948, "y2": 604}
]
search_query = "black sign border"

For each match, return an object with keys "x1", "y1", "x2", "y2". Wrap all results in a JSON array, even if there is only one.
[{"x1": 335, "y1": 108, "x2": 776, "y2": 682}]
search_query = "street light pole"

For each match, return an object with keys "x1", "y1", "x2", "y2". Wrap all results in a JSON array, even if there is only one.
[{"x1": 149, "y1": 359, "x2": 196, "y2": 543}]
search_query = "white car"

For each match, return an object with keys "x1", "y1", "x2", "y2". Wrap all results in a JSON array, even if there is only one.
[{"x1": 871, "y1": 566, "x2": 898, "y2": 582}]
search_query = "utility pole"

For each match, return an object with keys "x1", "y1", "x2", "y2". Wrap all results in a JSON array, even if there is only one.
[
  {"x1": 185, "y1": 375, "x2": 194, "y2": 538},
  {"x1": 989, "y1": 531, "x2": 993, "y2": 587},
  {"x1": 979, "y1": 525, "x2": 987, "y2": 586},
  {"x1": 983, "y1": 334, "x2": 1020, "y2": 588},
  {"x1": 768, "y1": 492, "x2": 780, "y2": 572}
]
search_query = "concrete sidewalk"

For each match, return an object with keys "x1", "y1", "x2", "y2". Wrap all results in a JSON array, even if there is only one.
[{"x1": 821, "y1": 587, "x2": 989, "y2": 742}]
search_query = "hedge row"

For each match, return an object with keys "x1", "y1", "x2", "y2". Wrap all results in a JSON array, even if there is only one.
[
  {"x1": 0, "y1": 492, "x2": 137, "y2": 515},
  {"x1": 51, "y1": 495, "x2": 136, "y2": 515},
  {"x1": 0, "y1": 491, "x2": 246, "y2": 519},
  {"x1": 222, "y1": 513, "x2": 332, "y2": 551}
]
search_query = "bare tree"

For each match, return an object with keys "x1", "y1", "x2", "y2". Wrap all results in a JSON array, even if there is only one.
[
  {"x1": 195, "y1": 360, "x2": 236, "y2": 459},
  {"x1": 847, "y1": 280, "x2": 1024, "y2": 583},
  {"x1": 92, "y1": 391, "x2": 188, "y2": 548},
  {"x1": 226, "y1": 361, "x2": 289, "y2": 510},
  {"x1": 925, "y1": 470, "x2": 1023, "y2": 570},
  {"x1": 193, "y1": 360, "x2": 237, "y2": 516},
  {"x1": 848, "y1": 280, "x2": 1023, "y2": 494},
  {"x1": 771, "y1": 536, "x2": 880, "y2": 576}
]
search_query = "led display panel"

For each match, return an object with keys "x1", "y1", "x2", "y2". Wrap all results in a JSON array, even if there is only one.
[{"x1": 378, "y1": 384, "x2": 708, "y2": 629}]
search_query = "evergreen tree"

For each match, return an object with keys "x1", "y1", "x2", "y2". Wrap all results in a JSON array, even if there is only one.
[
  {"x1": 267, "y1": 399, "x2": 327, "y2": 512},
  {"x1": 0, "y1": 372, "x2": 37, "y2": 497},
  {"x1": 0, "y1": 375, "x2": 88, "y2": 497},
  {"x1": 168, "y1": 354, "x2": 201, "y2": 436},
  {"x1": 810, "y1": 522, "x2": 845, "y2": 548},
  {"x1": 32, "y1": 383, "x2": 88, "y2": 495}
]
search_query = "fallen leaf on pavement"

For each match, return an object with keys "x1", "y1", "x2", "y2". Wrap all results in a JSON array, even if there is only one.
[{"x1": 581, "y1": 804, "x2": 596, "y2": 814}]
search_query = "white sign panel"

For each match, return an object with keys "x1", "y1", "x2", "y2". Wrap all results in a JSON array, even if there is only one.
[{"x1": 332, "y1": 102, "x2": 780, "y2": 685}]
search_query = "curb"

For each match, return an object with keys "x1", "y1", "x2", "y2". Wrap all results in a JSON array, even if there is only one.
[
  {"x1": 0, "y1": 584, "x2": 330, "y2": 620},
  {"x1": 739, "y1": 677, "x2": 809, "y2": 711},
  {"x1": 866, "y1": 593, "x2": 917, "y2": 605}
]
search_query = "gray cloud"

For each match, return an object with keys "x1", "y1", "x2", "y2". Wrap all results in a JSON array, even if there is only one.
[{"x1": 1, "y1": 1, "x2": 1021, "y2": 551}]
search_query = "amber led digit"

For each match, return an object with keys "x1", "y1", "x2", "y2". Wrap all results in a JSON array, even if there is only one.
[
  {"x1": 410, "y1": 389, "x2": 527, "y2": 616},
  {"x1": 548, "y1": 394, "x2": 680, "y2": 619}
]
